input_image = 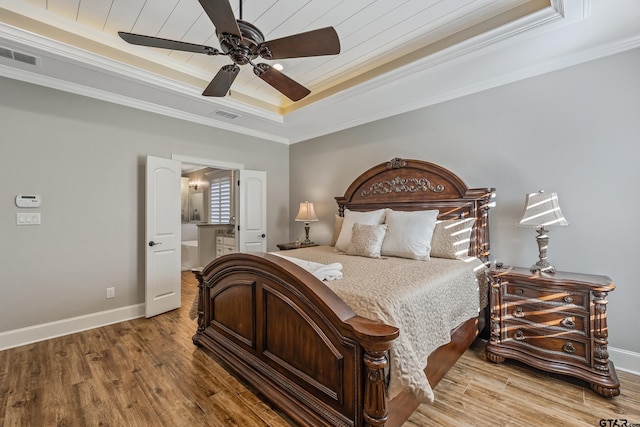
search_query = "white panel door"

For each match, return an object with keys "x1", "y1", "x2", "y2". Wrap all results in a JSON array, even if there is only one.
[
  {"x1": 238, "y1": 170, "x2": 267, "y2": 253},
  {"x1": 145, "y1": 155, "x2": 181, "y2": 317}
]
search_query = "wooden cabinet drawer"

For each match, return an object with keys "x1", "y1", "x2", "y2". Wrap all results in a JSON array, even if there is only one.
[
  {"x1": 216, "y1": 235, "x2": 236, "y2": 258},
  {"x1": 502, "y1": 322, "x2": 588, "y2": 365},
  {"x1": 502, "y1": 299, "x2": 588, "y2": 336},
  {"x1": 503, "y1": 282, "x2": 587, "y2": 310}
]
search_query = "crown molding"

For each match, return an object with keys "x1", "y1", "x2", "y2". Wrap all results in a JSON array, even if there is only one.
[
  {"x1": 2, "y1": 0, "x2": 638, "y2": 146},
  {"x1": 0, "y1": 60, "x2": 290, "y2": 144},
  {"x1": 0, "y1": 22, "x2": 283, "y2": 123}
]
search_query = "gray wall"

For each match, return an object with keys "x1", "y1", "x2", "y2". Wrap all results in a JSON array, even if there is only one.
[
  {"x1": 0, "y1": 77, "x2": 289, "y2": 332},
  {"x1": 290, "y1": 48, "x2": 640, "y2": 354}
]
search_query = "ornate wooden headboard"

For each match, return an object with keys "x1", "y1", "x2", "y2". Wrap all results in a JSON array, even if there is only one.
[{"x1": 335, "y1": 157, "x2": 495, "y2": 262}]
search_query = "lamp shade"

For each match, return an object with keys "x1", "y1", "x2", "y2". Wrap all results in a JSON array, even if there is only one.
[
  {"x1": 295, "y1": 201, "x2": 318, "y2": 222},
  {"x1": 518, "y1": 190, "x2": 569, "y2": 228}
]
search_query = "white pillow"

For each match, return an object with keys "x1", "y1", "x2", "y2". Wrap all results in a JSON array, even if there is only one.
[
  {"x1": 335, "y1": 208, "x2": 386, "y2": 252},
  {"x1": 381, "y1": 209, "x2": 439, "y2": 260},
  {"x1": 431, "y1": 218, "x2": 475, "y2": 259},
  {"x1": 346, "y1": 223, "x2": 387, "y2": 258}
]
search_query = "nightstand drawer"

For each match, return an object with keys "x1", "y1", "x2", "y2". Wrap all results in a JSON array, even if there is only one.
[
  {"x1": 503, "y1": 299, "x2": 588, "y2": 336},
  {"x1": 503, "y1": 322, "x2": 588, "y2": 364},
  {"x1": 503, "y1": 282, "x2": 587, "y2": 309}
]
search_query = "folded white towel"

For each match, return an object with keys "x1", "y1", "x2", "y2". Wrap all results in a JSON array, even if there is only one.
[{"x1": 272, "y1": 253, "x2": 343, "y2": 281}]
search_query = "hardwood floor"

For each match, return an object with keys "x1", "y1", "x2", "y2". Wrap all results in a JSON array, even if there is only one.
[{"x1": 1, "y1": 272, "x2": 638, "y2": 426}]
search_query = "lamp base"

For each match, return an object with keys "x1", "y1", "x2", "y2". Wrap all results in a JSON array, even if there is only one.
[
  {"x1": 530, "y1": 227, "x2": 556, "y2": 274},
  {"x1": 530, "y1": 260, "x2": 556, "y2": 274},
  {"x1": 303, "y1": 223, "x2": 312, "y2": 244}
]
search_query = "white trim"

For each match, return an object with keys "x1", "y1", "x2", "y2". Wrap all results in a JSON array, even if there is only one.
[
  {"x1": 0, "y1": 304, "x2": 144, "y2": 351},
  {"x1": 172, "y1": 154, "x2": 244, "y2": 171},
  {"x1": 0, "y1": 63, "x2": 290, "y2": 144},
  {"x1": 609, "y1": 347, "x2": 640, "y2": 377},
  {"x1": 0, "y1": 21, "x2": 283, "y2": 124},
  {"x1": 287, "y1": 34, "x2": 640, "y2": 144},
  {"x1": 1, "y1": 0, "x2": 637, "y2": 145}
]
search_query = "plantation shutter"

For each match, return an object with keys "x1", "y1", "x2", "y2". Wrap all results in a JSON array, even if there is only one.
[{"x1": 209, "y1": 172, "x2": 232, "y2": 224}]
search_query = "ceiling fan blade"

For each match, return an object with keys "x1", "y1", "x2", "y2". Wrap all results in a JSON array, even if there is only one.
[
  {"x1": 199, "y1": 0, "x2": 241, "y2": 38},
  {"x1": 203, "y1": 64, "x2": 240, "y2": 97},
  {"x1": 118, "y1": 32, "x2": 220, "y2": 55},
  {"x1": 259, "y1": 27, "x2": 340, "y2": 60},
  {"x1": 253, "y1": 63, "x2": 310, "y2": 102}
]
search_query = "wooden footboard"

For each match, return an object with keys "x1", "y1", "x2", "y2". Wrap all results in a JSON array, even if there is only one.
[{"x1": 192, "y1": 252, "x2": 399, "y2": 427}]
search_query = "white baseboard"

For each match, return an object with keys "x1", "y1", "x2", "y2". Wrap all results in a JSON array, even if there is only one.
[
  {"x1": 0, "y1": 303, "x2": 145, "y2": 351},
  {"x1": 2, "y1": 307, "x2": 639, "y2": 379},
  {"x1": 609, "y1": 347, "x2": 640, "y2": 377}
]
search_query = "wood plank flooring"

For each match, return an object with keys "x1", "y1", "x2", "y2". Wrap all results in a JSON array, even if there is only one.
[{"x1": 1, "y1": 272, "x2": 638, "y2": 426}]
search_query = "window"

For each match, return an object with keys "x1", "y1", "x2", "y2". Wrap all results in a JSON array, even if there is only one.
[{"x1": 209, "y1": 171, "x2": 232, "y2": 224}]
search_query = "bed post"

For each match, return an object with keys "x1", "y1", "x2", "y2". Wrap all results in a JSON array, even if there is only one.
[
  {"x1": 192, "y1": 268, "x2": 206, "y2": 338},
  {"x1": 347, "y1": 317, "x2": 399, "y2": 427},
  {"x1": 363, "y1": 347, "x2": 391, "y2": 426}
]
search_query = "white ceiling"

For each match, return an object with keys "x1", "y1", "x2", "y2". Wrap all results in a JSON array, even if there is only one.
[{"x1": 1, "y1": 0, "x2": 639, "y2": 144}]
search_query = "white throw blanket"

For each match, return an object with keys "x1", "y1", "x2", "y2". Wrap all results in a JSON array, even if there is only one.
[{"x1": 271, "y1": 252, "x2": 343, "y2": 281}]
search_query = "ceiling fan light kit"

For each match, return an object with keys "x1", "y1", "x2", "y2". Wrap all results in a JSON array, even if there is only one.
[{"x1": 118, "y1": 0, "x2": 340, "y2": 102}]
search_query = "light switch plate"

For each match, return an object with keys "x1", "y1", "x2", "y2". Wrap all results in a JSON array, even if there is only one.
[{"x1": 17, "y1": 212, "x2": 41, "y2": 225}]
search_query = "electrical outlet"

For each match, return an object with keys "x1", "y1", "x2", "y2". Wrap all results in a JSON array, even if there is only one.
[{"x1": 106, "y1": 287, "x2": 115, "y2": 299}]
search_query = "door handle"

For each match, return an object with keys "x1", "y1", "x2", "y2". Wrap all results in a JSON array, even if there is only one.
[
  {"x1": 259, "y1": 234, "x2": 266, "y2": 238},
  {"x1": 148, "y1": 241, "x2": 162, "y2": 247}
]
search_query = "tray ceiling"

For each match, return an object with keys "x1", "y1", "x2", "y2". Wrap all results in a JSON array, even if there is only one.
[{"x1": 1, "y1": 0, "x2": 638, "y2": 143}]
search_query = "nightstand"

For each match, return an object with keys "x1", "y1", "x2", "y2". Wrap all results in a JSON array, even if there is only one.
[
  {"x1": 276, "y1": 242, "x2": 319, "y2": 250},
  {"x1": 485, "y1": 266, "x2": 620, "y2": 397}
]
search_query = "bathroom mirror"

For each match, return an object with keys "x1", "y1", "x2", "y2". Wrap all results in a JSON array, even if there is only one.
[{"x1": 188, "y1": 191, "x2": 205, "y2": 223}]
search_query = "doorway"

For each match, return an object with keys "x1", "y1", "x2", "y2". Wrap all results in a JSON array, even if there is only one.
[
  {"x1": 146, "y1": 154, "x2": 266, "y2": 317},
  {"x1": 175, "y1": 155, "x2": 244, "y2": 307}
]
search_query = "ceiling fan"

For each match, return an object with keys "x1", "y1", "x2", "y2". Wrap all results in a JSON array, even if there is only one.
[{"x1": 118, "y1": 0, "x2": 340, "y2": 102}]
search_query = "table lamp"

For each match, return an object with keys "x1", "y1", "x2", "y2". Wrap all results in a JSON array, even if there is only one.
[
  {"x1": 518, "y1": 190, "x2": 569, "y2": 273},
  {"x1": 295, "y1": 201, "x2": 318, "y2": 244}
]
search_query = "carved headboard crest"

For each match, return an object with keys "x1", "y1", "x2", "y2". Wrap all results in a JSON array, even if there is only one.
[
  {"x1": 360, "y1": 176, "x2": 445, "y2": 197},
  {"x1": 357, "y1": 157, "x2": 446, "y2": 197}
]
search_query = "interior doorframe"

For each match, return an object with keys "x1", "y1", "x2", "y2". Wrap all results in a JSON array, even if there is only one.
[
  {"x1": 172, "y1": 154, "x2": 244, "y2": 173},
  {"x1": 173, "y1": 154, "x2": 244, "y2": 269},
  {"x1": 172, "y1": 153, "x2": 245, "y2": 253}
]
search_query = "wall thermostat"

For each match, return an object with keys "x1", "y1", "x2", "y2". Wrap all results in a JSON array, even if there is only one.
[{"x1": 16, "y1": 194, "x2": 42, "y2": 208}]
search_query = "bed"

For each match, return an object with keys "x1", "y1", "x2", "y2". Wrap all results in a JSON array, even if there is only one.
[{"x1": 192, "y1": 158, "x2": 495, "y2": 426}]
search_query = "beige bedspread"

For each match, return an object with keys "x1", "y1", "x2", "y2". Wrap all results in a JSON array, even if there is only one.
[{"x1": 278, "y1": 245, "x2": 488, "y2": 403}]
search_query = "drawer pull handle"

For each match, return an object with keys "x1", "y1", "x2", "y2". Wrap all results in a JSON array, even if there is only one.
[
  {"x1": 513, "y1": 307, "x2": 525, "y2": 318},
  {"x1": 561, "y1": 317, "x2": 576, "y2": 328},
  {"x1": 563, "y1": 296, "x2": 574, "y2": 303},
  {"x1": 563, "y1": 342, "x2": 576, "y2": 354},
  {"x1": 515, "y1": 289, "x2": 524, "y2": 295},
  {"x1": 514, "y1": 330, "x2": 525, "y2": 341}
]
